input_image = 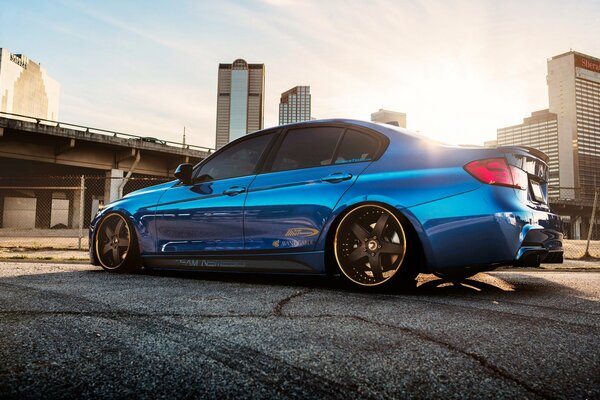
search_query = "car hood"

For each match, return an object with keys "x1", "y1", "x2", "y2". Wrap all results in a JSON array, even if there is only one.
[{"x1": 124, "y1": 180, "x2": 178, "y2": 198}]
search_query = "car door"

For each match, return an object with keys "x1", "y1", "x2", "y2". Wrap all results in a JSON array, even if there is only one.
[
  {"x1": 244, "y1": 125, "x2": 386, "y2": 251},
  {"x1": 154, "y1": 130, "x2": 276, "y2": 253}
]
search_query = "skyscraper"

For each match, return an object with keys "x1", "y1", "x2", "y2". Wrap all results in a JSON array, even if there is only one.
[
  {"x1": 279, "y1": 86, "x2": 311, "y2": 125},
  {"x1": 370, "y1": 109, "x2": 406, "y2": 128},
  {"x1": 0, "y1": 48, "x2": 60, "y2": 120},
  {"x1": 215, "y1": 59, "x2": 265, "y2": 150},
  {"x1": 547, "y1": 51, "x2": 600, "y2": 201}
]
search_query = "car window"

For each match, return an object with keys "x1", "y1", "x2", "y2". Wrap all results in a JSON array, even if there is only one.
[
  {"x1": 334, "y1": 129, "x2": 380, "y2": 164},
  {"x1": 194, "y1": 132, "x2": 274, "y2": 181},
  {"x1": 270, "y1": 127, "x2": 343, "y2": 172}
]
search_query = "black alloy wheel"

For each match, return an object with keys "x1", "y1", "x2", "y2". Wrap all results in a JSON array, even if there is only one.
[
  {"x1": 95, "y1": 213, "x2": 139, "y2": 272},
  {"x1": 334, "y1": 204, "x2": 408, "y2": 287}
]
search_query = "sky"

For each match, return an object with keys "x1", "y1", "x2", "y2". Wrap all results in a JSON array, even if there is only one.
[{"x1": 1, "y1": 0, "x2": 599, "y2": 148}]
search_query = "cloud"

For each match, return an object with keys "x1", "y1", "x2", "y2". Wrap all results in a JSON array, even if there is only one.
[{"x1": 7, "y1": 0, "x2": 598, "y2": 147}]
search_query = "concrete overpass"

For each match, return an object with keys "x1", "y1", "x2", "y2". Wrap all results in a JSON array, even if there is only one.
[
  {"x1": 0, "y1": 112, "x2": 214, "y2": 236},
  {"x1": 0, "y1": 112, "x2": 213, "y2": 177}
]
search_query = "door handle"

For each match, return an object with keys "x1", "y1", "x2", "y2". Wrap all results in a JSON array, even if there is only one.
[
  {"x1": 321, "y1": 173, "x2": 353, "y2": 183},
  {"x1": 223, "y1": 186, "x2": 246, "y2": 196}
]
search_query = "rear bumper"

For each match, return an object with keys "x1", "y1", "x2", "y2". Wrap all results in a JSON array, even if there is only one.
[
  {"x1": 405, "y1": 185, "x2": 564, "y2": 273},
  {"x1": 514, "y1": 227, "x2": 563, "y2": 267}
]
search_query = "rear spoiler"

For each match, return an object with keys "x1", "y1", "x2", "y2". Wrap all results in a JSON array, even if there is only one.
[{"x1": 497, "y1": 146, "x2": 549, "y2": 163}]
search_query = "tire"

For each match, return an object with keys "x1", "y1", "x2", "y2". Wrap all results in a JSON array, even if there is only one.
[
  {"x1": 333, "y1": 204, "x2": 417, "y2": 289},
  {"x1": 95, "y1": 212, "x2": 140, "y2": 272}
]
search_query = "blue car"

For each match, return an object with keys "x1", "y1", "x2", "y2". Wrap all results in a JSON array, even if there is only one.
[{"x1": 90, "y1": 119, "x2": 563, "y2": 288}]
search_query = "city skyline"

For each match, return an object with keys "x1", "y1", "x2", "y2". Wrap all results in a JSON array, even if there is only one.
[
  {"x1": 498, "y1": 51, "x2": 600, "y2": 199},
  {"x1": 496, "y1": 50, "x2": 600, "y2": 239},
  {"x1": 0, "y1": 1, "x2": 599, "y2": 148}
]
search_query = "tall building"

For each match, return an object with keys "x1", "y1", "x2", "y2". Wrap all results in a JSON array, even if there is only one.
[
  {"x1": 371, "y1": 109, "x2": 406, "y2": 128},
  {"x1": 0, "y1": 48, "x2": 60, "y2": 120},
  {"x1": 279, "y1": 86, "x2": 311, "y2": 125},
  {"x1": 215, "y1": 59, "x2": 265, "y2": 149},
  {"x1": 547, "y1": 51, "x2": 600, "y2": 201}
]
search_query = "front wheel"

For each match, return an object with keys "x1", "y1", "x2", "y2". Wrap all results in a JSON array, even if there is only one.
[
  {"x1": 95, "y1": 212, "x2": 140, "y2": 272},
  {"x1": 333, "y1": 204, "x2": 416, "y2": 288}
]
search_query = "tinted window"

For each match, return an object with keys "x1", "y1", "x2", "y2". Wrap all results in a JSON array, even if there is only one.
[
  {"x1": 194, "y1": 133, "x2": 274, "y2": 181},
  {"x1": 270, "y1": 127, "x2": 343, "y2": 172},
  {"x1": 334, "y1": 129, "x2": 379, "y2": 164}
]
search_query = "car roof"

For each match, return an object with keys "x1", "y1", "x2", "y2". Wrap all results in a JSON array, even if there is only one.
[{"x1": 270, "y1": 118, "x2": 445, "y2": 146}]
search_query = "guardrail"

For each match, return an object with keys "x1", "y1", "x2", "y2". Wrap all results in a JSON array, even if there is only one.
[{"x1": 0, "y1": 111, "x2": 215, "y2": 154}]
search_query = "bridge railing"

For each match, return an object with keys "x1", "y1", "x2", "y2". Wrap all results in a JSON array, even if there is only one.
[{"x1": 0, "y1": 111, "x2": 215, "y2": 154}]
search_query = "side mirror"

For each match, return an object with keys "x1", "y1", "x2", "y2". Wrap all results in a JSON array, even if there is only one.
[{"x1": 174, "y1": 163, "x2": 193, "y2": 184}]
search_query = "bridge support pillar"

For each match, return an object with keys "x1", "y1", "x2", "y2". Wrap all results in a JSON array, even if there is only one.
[
  {"x1": 104, "y1": 169, "x2": 124, "y2": 203},
  {"x1": 34, "y1": 191, "x2": 52, "y2": 229}
]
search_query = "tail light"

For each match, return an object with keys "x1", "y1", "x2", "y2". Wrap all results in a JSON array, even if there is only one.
[{"x1": 464, "y1": 158, "x2": 527, "y2": 190}]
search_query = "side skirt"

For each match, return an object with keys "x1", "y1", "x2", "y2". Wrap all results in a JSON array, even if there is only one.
[{"x1": 141, "y1": 251, "x2": 326, "y2": 274}]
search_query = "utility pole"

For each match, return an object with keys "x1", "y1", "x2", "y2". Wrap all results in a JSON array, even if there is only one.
[
  {"x1": 585, "y1": 187, "x2": 598, "y2": 258},
  {"x1": 182, "y1": 126, "x2": 186, "y2": 148}
]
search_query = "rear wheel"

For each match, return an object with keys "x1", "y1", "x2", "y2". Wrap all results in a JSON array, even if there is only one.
[
  {"x1": 334, "y1": 204, "x2": 415, "y2": 288},
  {"x1": 95, "y1": 213, "x2": 140, "y2": 272}
]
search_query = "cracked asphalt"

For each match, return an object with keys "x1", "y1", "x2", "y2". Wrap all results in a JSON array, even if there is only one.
[{"x1": 0, "y1": 262, "x2": 598, "y2": 399}]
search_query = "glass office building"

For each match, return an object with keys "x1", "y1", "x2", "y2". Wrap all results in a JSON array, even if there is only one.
[
  {"x1": 215, "y1": 59, "x2": 265, "y2": 150},
  {"x1": 279, "y1": 86, "x2": 311, "y2": 125}
]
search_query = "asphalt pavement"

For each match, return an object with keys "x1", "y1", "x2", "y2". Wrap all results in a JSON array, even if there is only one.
[{"x1": 0, "y1": 262, "x2": 598, "y2": 399}]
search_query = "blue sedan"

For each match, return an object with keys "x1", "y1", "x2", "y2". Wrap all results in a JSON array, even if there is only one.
[{"x1": 89, "y1": 120, "x2": 563, "y2": 288}]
